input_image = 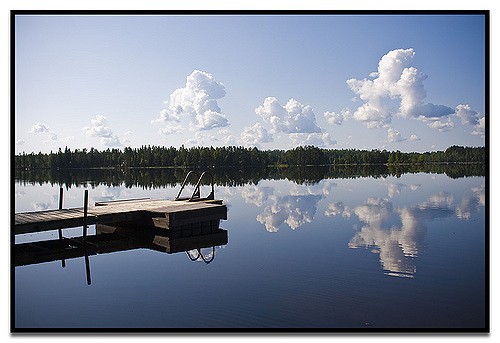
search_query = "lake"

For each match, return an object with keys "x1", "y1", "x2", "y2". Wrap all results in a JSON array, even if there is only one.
[{"x1": 13, "y1": 166, "x2": 487, "y2": 330}]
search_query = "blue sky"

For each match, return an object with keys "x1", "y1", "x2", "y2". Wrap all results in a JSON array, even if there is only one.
[{"x1": 14, "y1": 14, "x2": 486, "y2": 153}]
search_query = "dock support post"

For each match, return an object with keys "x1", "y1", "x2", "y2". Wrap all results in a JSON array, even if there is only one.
[
  {"x1": 59, "y1": 187, "x2": 63, "y2": 210},
  {"x1": 58, "y1": 187, "x2": 66, "y2": 268},
  {"x1": 84, "y1": 250, "x2": 92, "y2": 285},
  {"x1": 58, "y1": 187, "x2": 63, "y2": 239},
  {"x1": 83, "y1": 189, "x2": 88, "y2": 241},
  {"x1": 82, "y1": 189, "x2": 91, "y2": 285}
]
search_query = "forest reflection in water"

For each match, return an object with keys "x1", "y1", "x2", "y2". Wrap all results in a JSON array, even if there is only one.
[{"x1": 15, "y1": 163, "x2": 485, "y2": 189}]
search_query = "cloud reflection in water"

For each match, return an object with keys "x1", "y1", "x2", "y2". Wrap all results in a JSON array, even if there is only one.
[
  {"x1": 329, "y1": 185, "x2": 485, "y2": 278},
  {"x1": 242, "y1": 181, "x2": 336, "y2": 232}
]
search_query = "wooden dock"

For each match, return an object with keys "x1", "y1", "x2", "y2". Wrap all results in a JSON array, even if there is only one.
[{"x1": 14, "y1": 198, "x2": 227, "y2": 236}]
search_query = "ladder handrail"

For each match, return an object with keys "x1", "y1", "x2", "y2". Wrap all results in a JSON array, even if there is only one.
[
  {"x1": 175, "y1": 171, "x2": 200, "y2": 200},
  {"x1": 186, "y1": 246, "x2": 216, "y2": 264},
  {"x1": 189, "y1": 171, "x2": 215, "y2": 202}
]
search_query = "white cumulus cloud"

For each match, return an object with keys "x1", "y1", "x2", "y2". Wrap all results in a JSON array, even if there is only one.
[
  {"x1": 83, "y1": 115, "x2": 122, "y2": 147},
  {"x1": 218, "y1": 128, "x2": 238, "y2": 145},
  {"x1": 153, "y1": 70, "x2": 228, "y2": 132},
  {"x1": 472, "y1": 116, "x2": 485, "y2": 138},
  {"x1": 324, "y1": 109, "x2": 351, "y2": 126},
  {"x1": 255, "y1": 97, "x2": 321, "y2": 134},
  {"x1": 158, "y1": 123, "x2": 183, "y2": 136},
  {"x1": 240, "y1": 123, "x2": 274, "y2": 147},
  {"x1": 338, "y1": 48, "x2": 456, "y2": 129},
  {"x1": 184, "y1": 131, "x2": 221, "y2": 147},
  {"x1": 454, "y1": 104, "x2": 481, "y2": 125},
  {"x1": 30, "y1": 122, "x2": 58, "y2": 141},
  {"x1": 289, "y1": 132, "x2": 336, "y2": 148},
  {"x1": 387, "y1": 127, "x2": 405, "y2": 143},
  {"x1": 427, "y1": 118, "x2": 455, "y2": 132},
  {"x1": 30, "y1": 122, "x2": 50, "y2": 133}
]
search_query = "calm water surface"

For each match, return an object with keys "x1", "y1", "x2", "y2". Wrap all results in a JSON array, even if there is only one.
[{"x1": 14, "y1": 168, "x2": 486, "y2": 329}]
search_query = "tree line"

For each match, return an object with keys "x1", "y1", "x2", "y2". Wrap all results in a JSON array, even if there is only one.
[{"x1": 14, "y1": 145, "x2": 486, "y2": 170}]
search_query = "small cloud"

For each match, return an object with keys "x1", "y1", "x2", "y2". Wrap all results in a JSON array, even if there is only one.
[
  {"x1": 387, "y1": 127, "x2": 405, "y2": 143},
  {"x1": 409, "y1": 134, "x2": 420, "y2": 141},
  {"x1": 472, "y1": 116, "x2": 485, "y2": 138},
  {"x1": 240, "y1": 123, "x2": 274, "y2": 147},
  {"x1": 185, "y1": 131, "x2": 222, "y2": 147},
  {"x1": 324, "y1": 109, "x2": 351, "y2": 126},
  {"x1": 224, "y1": 135, "x2": 238, "y2": 145},
  {"x1": 290, "y1": 132, "x2": 336, "y2": 148},
  {"x1": 122, "y1": 131, "x2": 133, "y2": 144},
  {"x1": 16, "y1": 139, "x2": 25, "y2": 145},
  {"x1": 30, "y1": 122, "x2": 50, "y2": 133},
  {"x1": 83, "y1": 115, "x2": 122, "y2": 147},
  {"x1": 347, "y1": 102, "x2": 391, "y2": 128},
  {"x1": 427, "y1": 118, "x2": 454, "y2": 132},
  {"x1": 185, "y1": 138, "x2": 197, "y2": 146},
  {"x1": 103, "y1": 135, "x2": 122, "y2": 147},
  {"x1": 216, "y1": 128, "x2": 239, "y2": 145},
  {"x1": 33, "y1": 202, "x2": 51, "y2": 211},
  {"x1": 49, "y1": 131, "x2": 58, "y2": 141},
  {"x1": 158, "y1": 123, "x2": 182, "y2": 135},
  {"x1": 59, "y1": 136, "x2": 74, "y2": 142},
  {"x1": 454, "y1": 104, "x2": 480, "y2": 125},
  {"x1": 30, "y1": 122, "x2": 58, "y2": 141}
]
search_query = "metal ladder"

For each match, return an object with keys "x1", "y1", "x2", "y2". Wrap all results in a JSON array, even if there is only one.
[{"x1": 175, "y1": 170, "x2": 215, "y2": 202}]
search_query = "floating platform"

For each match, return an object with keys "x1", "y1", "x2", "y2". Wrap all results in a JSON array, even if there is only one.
[
  {"x1": 14, "y1": 198, "x2": 227, "y2": 236},
  {"x1": 14, "y1": 172, "x2": 229, "y2": 283}
]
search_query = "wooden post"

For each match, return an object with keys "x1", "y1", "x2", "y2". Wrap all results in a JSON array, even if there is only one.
[
  {"x1": 84, "y1": 251, "x2": 91, "y2": 285},
  {"x1": 83, "y1": 189, "x2": 88, "y2": 240},
  {"x1": 59, "y1": 187, "x2": 63, "y2": 210},
  {"x1": 58, "y1": 187, "x2": 64, "y2": 239},
  {"x1": 58, "y1": 187, "x2": 66, "y2": 268}
]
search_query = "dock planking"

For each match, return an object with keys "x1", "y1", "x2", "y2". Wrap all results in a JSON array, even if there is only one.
[{"x1": 14, "y1": 198, "x2": 227, "y2": 235}]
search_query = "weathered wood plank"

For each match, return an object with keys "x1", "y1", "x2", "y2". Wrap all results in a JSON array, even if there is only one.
[
  {"x1": 14, "y1": 198, "x2": 227, "y2": 235},
  {"x1": 94, "y1": 197, "x2": 150, "y2": 206}
]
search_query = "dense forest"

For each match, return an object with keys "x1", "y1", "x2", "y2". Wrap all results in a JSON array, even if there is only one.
[{"x1": 14, "y1": 145, "x2": 486, "y2": 170}]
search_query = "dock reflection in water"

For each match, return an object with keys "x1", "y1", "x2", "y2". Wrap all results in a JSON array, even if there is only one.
[{"x1": 15, "y1": 221, "x2": 228, "y2": 285}]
